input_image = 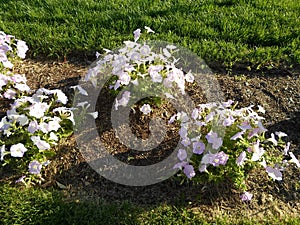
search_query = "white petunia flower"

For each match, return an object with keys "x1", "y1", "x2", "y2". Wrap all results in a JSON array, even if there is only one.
[
  {"x1": 16, "y1": 40, "x2": 28, "y2": 58},
  {"x1": 88, "y1": 111, "x2": 98, "y2": 119},
  {"x1": 289, "y1": 152, "x2": 300, "y2": 168},
  {"x1": 257, "y1": 105, "x2": 266, "y2": 114},
  {"x1": 0, "y1": 145, "x2": 5, "y2": 161},
  {"x1": 49, "y1": 132, "x2": 59, "y2": 142},
  {"x1": 115, "y1": 91, "x2": 131, "y2": 110},
  {"x1": 28, "y1": 102, "x2": 49, "y2": 118},
  {"x1": 10, "y1": 143, "x2": 27, "y2": 157},
  {"x1": 144, "y1": 26, "x2": 155, "y2": 33},
  {"x1": 52, "y1": 89, "x2": 68, "y2": 104},
  {"x1": 46, "y1": 117, "x2": 61, "y2": 132},
  {"x1": 53, "y1": 107, "x2": 75, "y2": 125},
  {"x1": 14, "y1": 83, "x2": 30, "y2": 92},
  {"x1": 16, "y1": 114, "x2": 29, "y2": 126},
  {"x1": 76, "y1": 101, "x2": 90, "y2": 108},
  {"x1": 71, "y1": 85, "x2": 88, "y2": 96},
  {"x1": 275, "y1": 131, "x2": 287, "y2": 138},
  {"x1": 185, "y1": 72, "x2": 194, "y2": 83},
  {"x1": 2, "y1": 60, "x2": 13, "y2": 69}
]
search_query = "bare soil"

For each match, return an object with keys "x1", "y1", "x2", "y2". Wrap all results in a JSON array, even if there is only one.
[{"x1": 1, "y1": 57, "x2": 300, "y2": 220}]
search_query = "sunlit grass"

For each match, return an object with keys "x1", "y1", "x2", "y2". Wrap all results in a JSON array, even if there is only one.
[{"x1": 0, "y1": 0, "x2": 299, "y2": 67}]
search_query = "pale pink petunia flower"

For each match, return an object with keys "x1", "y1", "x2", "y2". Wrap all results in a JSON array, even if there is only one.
[
  {"x1": 238, "y1": 121, "x2": 252, "y2": 131},
  {"x1": 173, "y1": 161, "x2": 187, "y2": 170},
  {"x1": 14, "y1": 83, "x2": 30, "y2": 92},
  {"x1": 51, "y1": 89, "x2": 68, "y2": 104},
  {"x1": 46, "y1": 117, "x2": 61, "y2": 132},
  {"x1": 257, "y1": 121, "x2": 268, "y2": 133},
  {"x1": 140, "y1": 45, "x2": 151, "y2": 56},
  {"x1": 3, "y1": 89, "x2": 16, "y2": 99},
  {"x1": 211, "y1": 151, "x2": 229, "y2": 166},
  {"x1": 15, "y1": 175, "x2": 26, "y2": 184},
  {"x1": 163, "y1": 48, "x2": 171, "y2": 58},
  {"x1": 177, "y1": 149, "x2": 187, "y2": 161},
  {"x1": 223, "y1": 115, "x2": 235, "y2": 127},
  {"x1": 168, "y1": 114, "x2": 177, "y2": 124},
  {"x1": 88, "y1": 111, "x2": 98, "y2": 119},
  {"x1": 28, "y1": 160, "x2": 42, "y2": 174},
  {"x1": 140, "y1": 104, "x2": 152, "y2": 115},
  {"x1": 31, "y1": 136, "x2": 50, "y2": 150},
  {"x1": 115, "y1": 91, "x2": 131, "y2": 110},
  {"x1": 0, "y1": 145, "x2": 5, "y2": 161},
  {"x1": 240, "y1": 191, "x2": 253, "y2": 201},
  {"x1": 133, "y1": 29, "x2": 141, "y2": 42},
  {"x1": 248, "y1": 128, "x2": 260, "y2": 139},
  {"x1": 206, "y1": 131, "x2": 223, "y2": 149},
  {"x1": 2, "y1": 60, "x2": 13, "y2": 69},
  {"x1": 222, "y1": 100, "x2": 234, "y2": 108},
  {"x1": 119, "y1": 72, "x2": 131, "y2": 85},
  {"x1": 193, "y1": 142, "x2": 205, "y2": 155},
  {"x1": 191, "y1": 108, "x2": 199, "y2": 120},
  {"x1": 150, "y1": 72, "x2": 162, "y2": 83},
  {"x1": 179, "y1": 126, "x2": 188, "y2": 138},
  {"x1": 250, "y1": 140, "x2": 265, "y2": 161},
  {"x1": 236, "y1": 151, "x2": 247, "y2": 166},
  {"x1": 183, "y1": 164, "x2": 195, "y2": 179},
  {"x1": 28, "y1": 120, "x2": 39, "y2": 133},
  {"x1": 205, "y1": 112, "x2": 215, "y2": 123},
  {"x1": 181, "y1": 138, "x2": 191, "y2": 147},
  {"x1": 199, "y1": 164, "x2": 208, "y2": 173},
  {"x1": 230, "y1": 131, "x2": 245, "y2": 140},
  {"x1": 266, "y1": 166, "x2": 282, "y2": 181},
  {"x1": 70, "y1": 85, "x2": 88, "y2": 96}
]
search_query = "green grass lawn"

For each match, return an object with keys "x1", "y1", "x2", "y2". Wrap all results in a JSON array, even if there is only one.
[
  {"x1": 0, "y1": 0, "x2": 299, "y2": 68},
  {"x1": 1, "y1": 184, "x2": 300, "y2": 225}
]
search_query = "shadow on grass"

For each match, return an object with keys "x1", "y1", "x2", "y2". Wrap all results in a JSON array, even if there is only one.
[{"x1": 0, "y1": 183, "x2": 140, "y2": 225}]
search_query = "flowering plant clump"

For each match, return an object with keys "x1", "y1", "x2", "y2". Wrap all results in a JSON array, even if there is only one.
[
  {"x1": 0, "y1": 31, "x2": 28, "y2": 71},
  {"x1": 0, "y1": 72, "x2": 31, "y2": 99},
  {"x1": 0, "y1": 87, "x2": 75, "y2": 184},
  {"x1": 171, "y1": 101, "x2": 300, "y2": 198},
  {"x1": 84, "y1": 26, "x2": 194, "y2": 111},
  {"x1": 0, "y1": 32, "x2": 31, "y2": 99},
  {"x1": 0, "y1": 32, "x2": 76, "y2": 185}
]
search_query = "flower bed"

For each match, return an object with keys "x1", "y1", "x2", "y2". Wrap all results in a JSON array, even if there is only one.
[{"x1": 1, "y1": 29, "x2": 299, "y2": 201}]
